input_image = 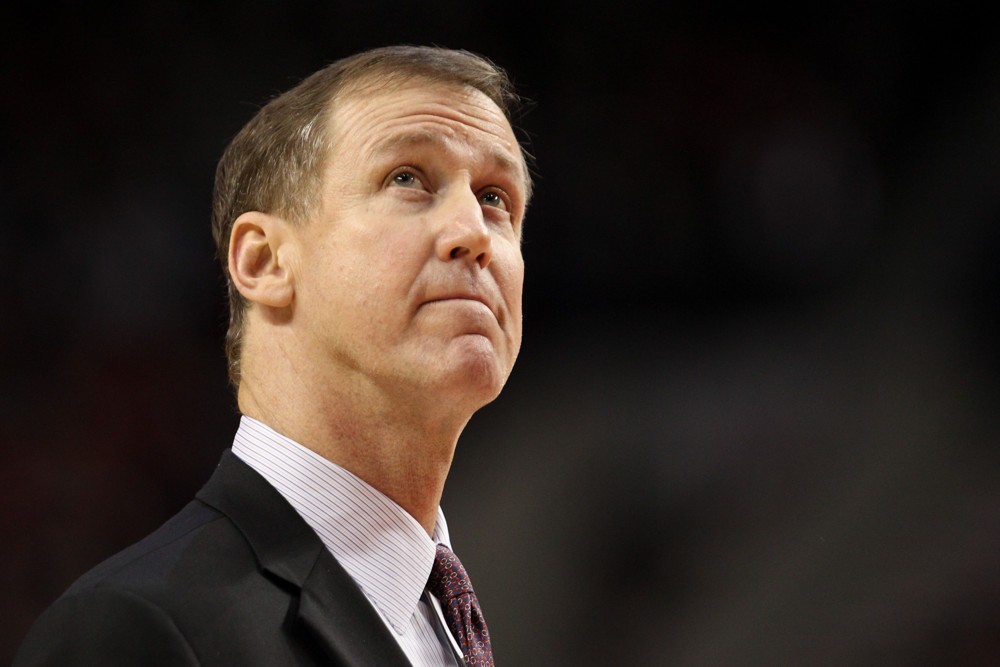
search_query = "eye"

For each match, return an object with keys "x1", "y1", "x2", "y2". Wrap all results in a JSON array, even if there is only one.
[
  {"x1": 478, "y1": 188, "x2": 509, "y2": 211},
  {"x1": 392, "y1": 171, "x2": 420, "y2": 187},
  {"x1": 386, "y1": 167, "x2": 427, "y2": 191}
]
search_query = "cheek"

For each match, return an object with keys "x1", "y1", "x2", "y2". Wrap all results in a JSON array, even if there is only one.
[
  {"x1": 378, "y1": 225, "x2": 435, "y2": 273},
  {"x1": 495, "y1": 252, "x2": 525, "y2": 342},
  {"x1": 498, "y1": 251, "x2": 525, "y2": 305}
]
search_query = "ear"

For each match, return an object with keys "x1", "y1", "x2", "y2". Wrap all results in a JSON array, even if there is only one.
[{"x1": 228, "y1": 211, "x2": 295, "y2": 308}]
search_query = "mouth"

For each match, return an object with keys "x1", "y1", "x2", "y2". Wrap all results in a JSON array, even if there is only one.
[{"x1": 424, "y1": 293, "x2": 499, "y2": 321}]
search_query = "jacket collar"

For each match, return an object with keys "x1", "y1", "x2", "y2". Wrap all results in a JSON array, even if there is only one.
[{"x1": 196, "y1": 450, "x2": 412, "y2": 666}]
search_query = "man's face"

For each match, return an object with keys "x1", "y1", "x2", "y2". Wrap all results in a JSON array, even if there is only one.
[{"x1": 288, "y1": 79, "x2": 528, "y2": 414}]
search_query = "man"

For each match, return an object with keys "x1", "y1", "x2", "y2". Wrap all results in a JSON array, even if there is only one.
[{"x1": 15, "y1": 45, "x2": 531, "y2": 666}]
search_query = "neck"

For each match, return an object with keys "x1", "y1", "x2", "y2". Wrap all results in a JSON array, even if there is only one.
[{"x1": 237, "y1": 361, "x2": 472, "y2": 536}]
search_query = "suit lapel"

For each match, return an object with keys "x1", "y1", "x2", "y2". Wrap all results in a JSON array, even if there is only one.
[
  {"x1": 197, "y1": 450, "x2": 411, "y2": 666},
  {"x1": 296, "y1": 550, "x2": 414, "y2": 666}
]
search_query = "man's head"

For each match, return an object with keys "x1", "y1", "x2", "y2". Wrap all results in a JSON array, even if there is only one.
[{"x1": 212, "y1": 46, "x2": 531, "y2": 402}]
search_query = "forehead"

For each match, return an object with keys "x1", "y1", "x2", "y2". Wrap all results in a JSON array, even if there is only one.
[{"x1": 327, "y1": 80, "x2": 527, "y2": 189}]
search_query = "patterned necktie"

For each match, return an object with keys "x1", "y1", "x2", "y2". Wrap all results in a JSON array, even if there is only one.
[{"x1": 427, "y1": 544, "x2": 495, "y2": 667}]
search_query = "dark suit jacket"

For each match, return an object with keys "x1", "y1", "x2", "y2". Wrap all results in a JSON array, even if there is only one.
[{"x1": 14, "y1": 450, "x2": 413, "y2": 666}]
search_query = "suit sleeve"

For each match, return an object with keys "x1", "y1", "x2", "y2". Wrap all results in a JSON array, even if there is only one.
[{"x1": 13, "y1": 588, "x2": 200, "y2": 667}]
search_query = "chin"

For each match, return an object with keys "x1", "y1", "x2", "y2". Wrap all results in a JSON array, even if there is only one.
[{"x1": 443, "y1": 337, "x2": 513, "y2": 404}]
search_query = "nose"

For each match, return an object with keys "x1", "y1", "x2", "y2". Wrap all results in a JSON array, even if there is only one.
[{"x1": 435, "y1": 189, "x2": 492, "y2": 269}]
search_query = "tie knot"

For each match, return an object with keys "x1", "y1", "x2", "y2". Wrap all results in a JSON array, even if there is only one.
[{"x1": 428, "y1": 544, "x2": 475, "y2": 601}]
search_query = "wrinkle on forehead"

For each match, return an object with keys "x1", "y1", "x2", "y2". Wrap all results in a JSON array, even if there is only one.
[
  {"x1": 328, "y1": 80, "x2": 531, "y2": 199},
  {"x1": 367, "y1": 128, "x2": 523, "y2": 183}
]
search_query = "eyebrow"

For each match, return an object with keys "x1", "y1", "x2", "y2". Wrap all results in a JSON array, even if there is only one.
[{"x1": 368, "y1": 130, "x2": 527, "y2": 193}]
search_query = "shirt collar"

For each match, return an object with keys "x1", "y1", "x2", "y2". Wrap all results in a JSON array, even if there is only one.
[{"x1": 232, "y1": 415, "x2": 450, "y2": 635}]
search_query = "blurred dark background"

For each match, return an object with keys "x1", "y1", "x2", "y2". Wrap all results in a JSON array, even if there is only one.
[{"x1": 2, "y1": 4, "x2": 999, "y2": 665}]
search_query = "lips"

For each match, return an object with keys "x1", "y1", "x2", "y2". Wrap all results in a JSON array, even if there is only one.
[{"x1": 424, "y1": 291, "x2": 499, "y2": 321}]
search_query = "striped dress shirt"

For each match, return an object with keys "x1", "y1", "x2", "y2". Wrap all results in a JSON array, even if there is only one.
[{"x1": 232, "y1": 416, "x2": 462, "y2": 666}]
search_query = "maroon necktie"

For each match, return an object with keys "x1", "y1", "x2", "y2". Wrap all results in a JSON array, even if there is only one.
[{"x1": 427, "y1": 544, "x2": 495, "y2": 666}]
